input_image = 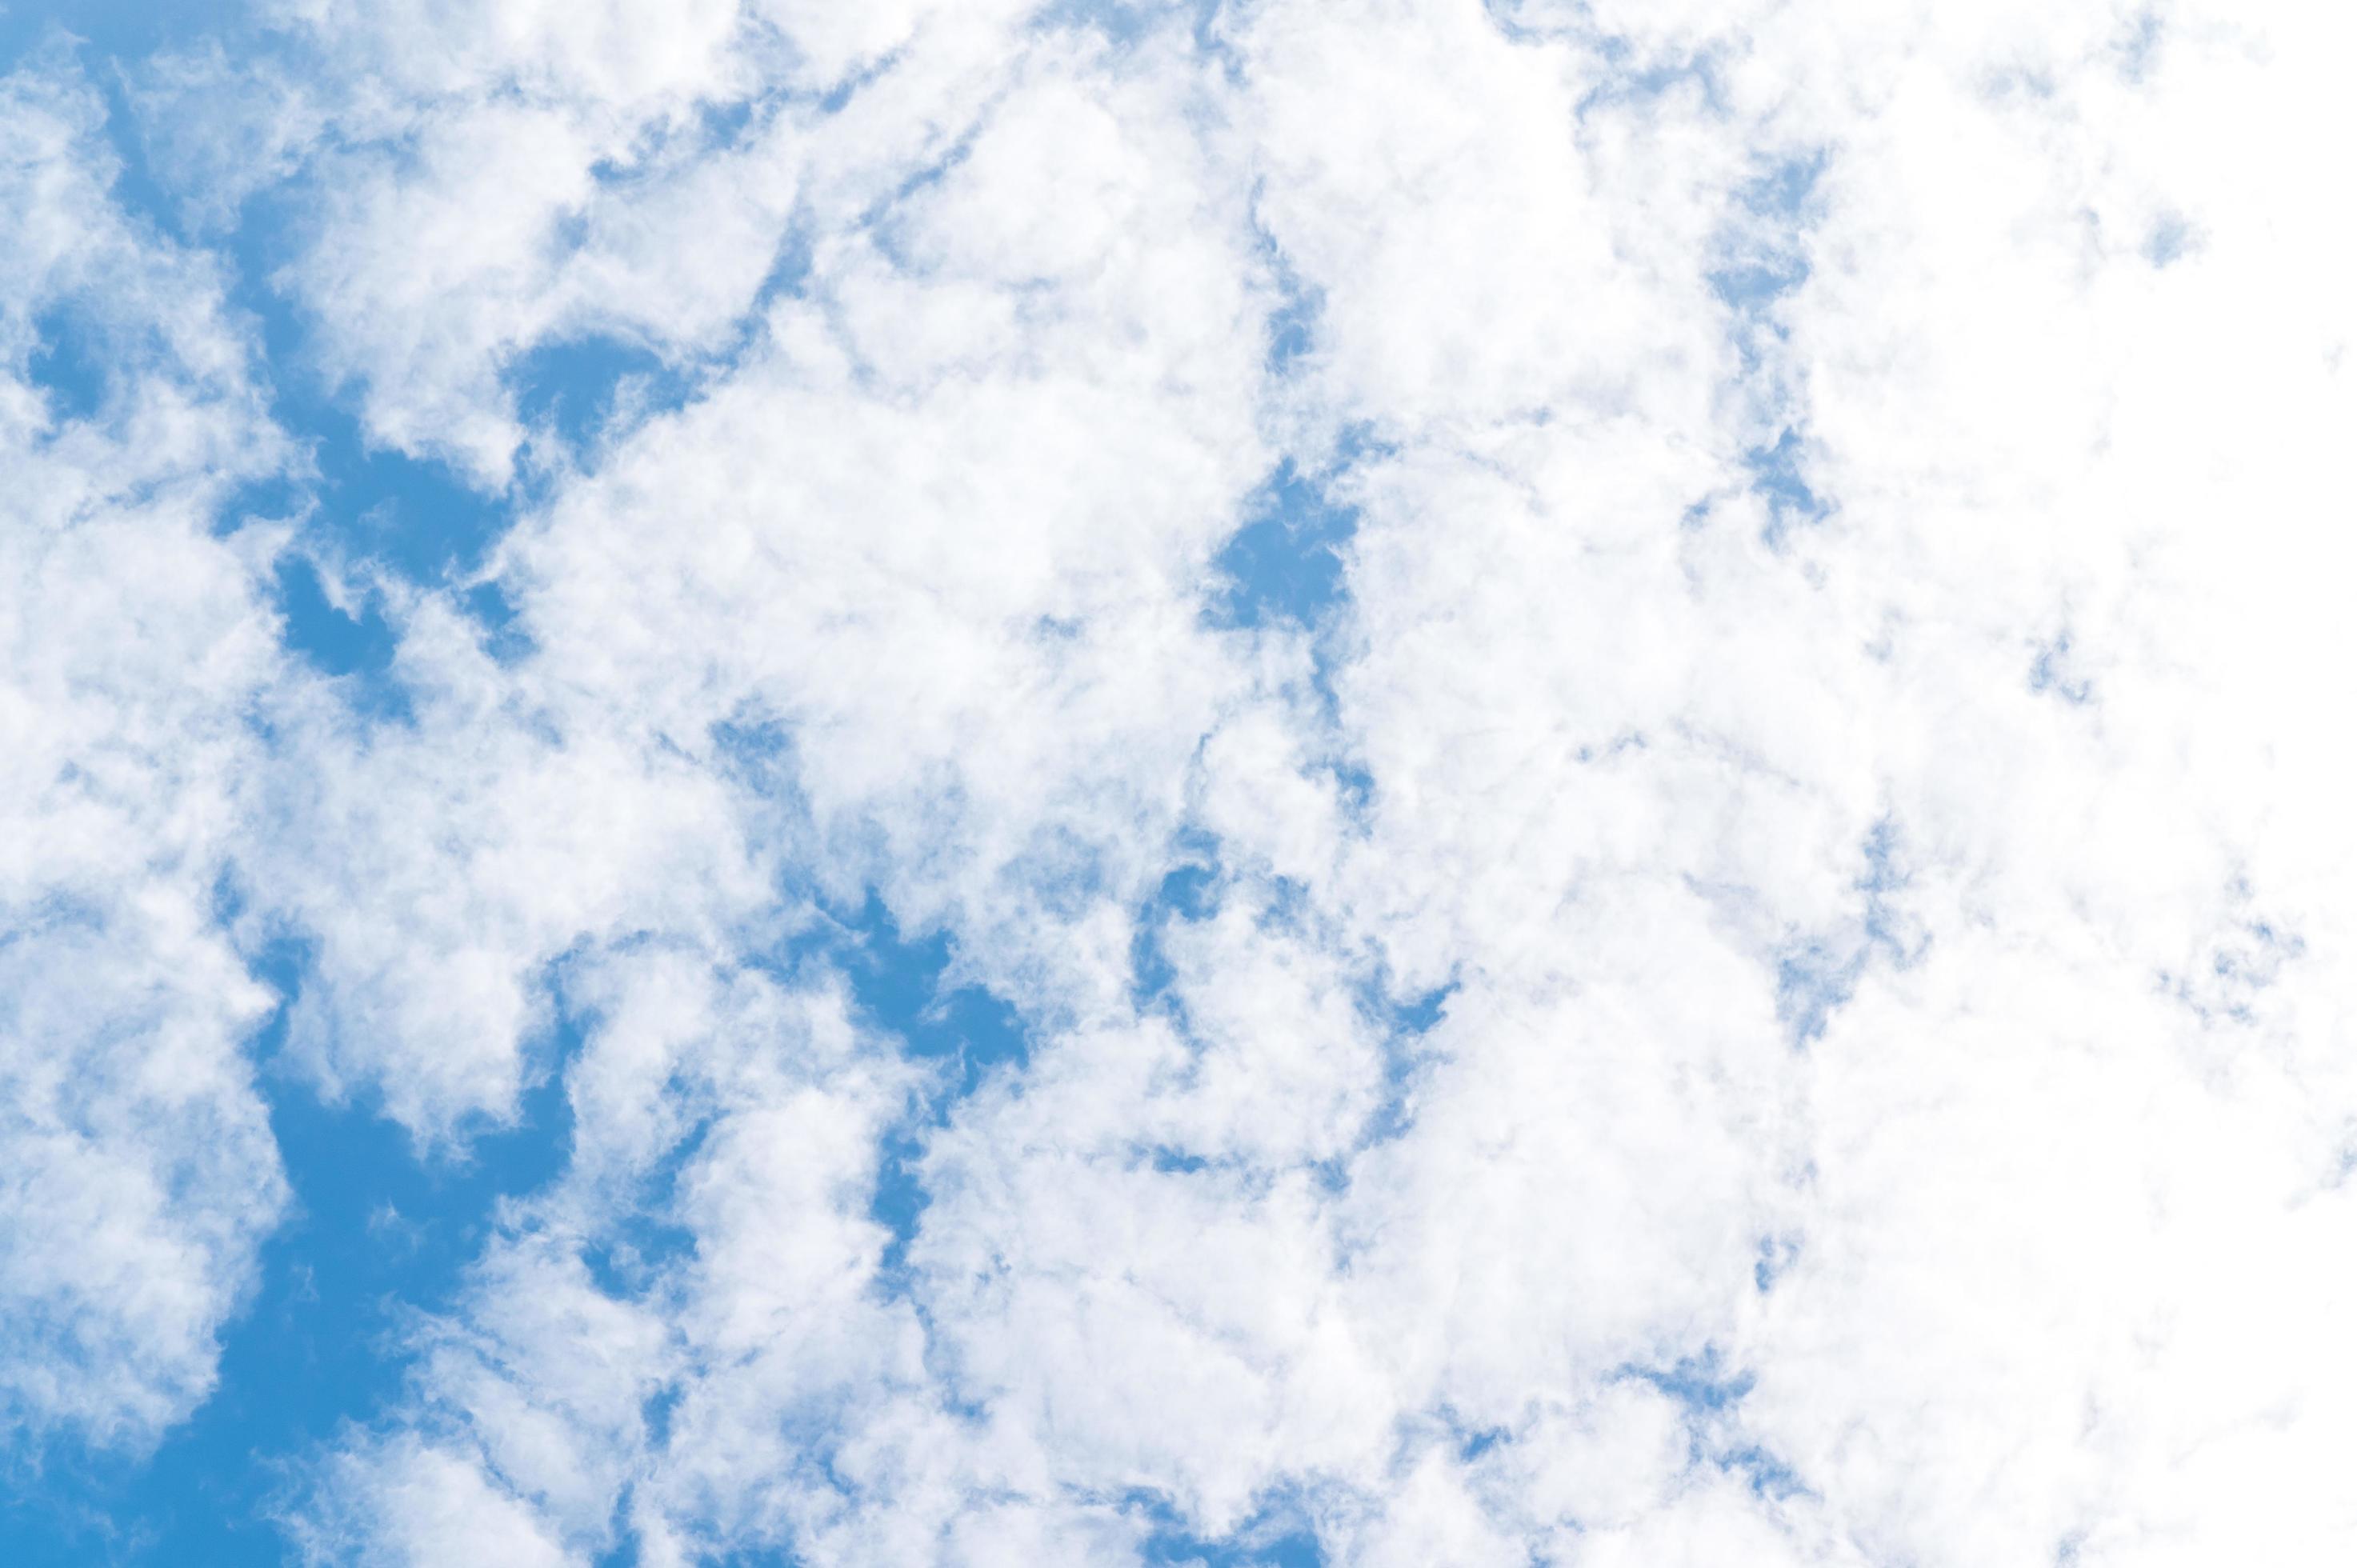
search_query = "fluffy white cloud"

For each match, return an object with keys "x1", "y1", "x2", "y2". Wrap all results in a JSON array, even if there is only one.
[
  {"x1": 0, "y1": 54, "x2": 292, "y2": 1450},
  {"x1": 255, "y1": 0, "x2": 2357, "y2": 1559},
  {"x1": 10, "y1": 0, "x2": 2356, "y2": 1562}
]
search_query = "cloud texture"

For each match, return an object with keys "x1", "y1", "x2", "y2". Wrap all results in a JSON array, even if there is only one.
[{"x1": 4, "y1": 0, "x2": 2355, "y2": 1562}]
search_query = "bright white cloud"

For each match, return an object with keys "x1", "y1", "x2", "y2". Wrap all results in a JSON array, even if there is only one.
[
  {"x1": 7, "y1": 0, "x2": 2356, "y2": 1562},
  {"x1": 0, "y1": 54, "x2": 292, "y2": 1451}
]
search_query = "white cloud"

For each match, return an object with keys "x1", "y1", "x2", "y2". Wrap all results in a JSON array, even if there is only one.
[
  {"x1": 261, "y1": 1, "x2": 2357, "y2": 1559},
  {"x1": 0, "y1": 54, "x2": 292, "y2": 1450},
  {"x1": 11, "y1": 0, "x2": 2357, "y2": 1562}
]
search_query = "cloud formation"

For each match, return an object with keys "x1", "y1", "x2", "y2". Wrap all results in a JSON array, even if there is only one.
[{"x1": 4, "y1": 0, "x2": 2355, "y2": 1562}]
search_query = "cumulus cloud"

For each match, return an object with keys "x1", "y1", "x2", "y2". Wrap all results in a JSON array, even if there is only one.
[
  {"x1": 0, "y1": 54, "x2": 292, "y2": 1451},
  {"x1": 6, "y1": 0, "x2": 2355, "y2": 1562}
]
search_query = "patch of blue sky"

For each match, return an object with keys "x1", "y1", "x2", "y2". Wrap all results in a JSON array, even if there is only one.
[
  {"x1": 1773, "y1": 935, "x2": 1855, "y2": 1048},
  {"x1": 24, "y1": 302, "x2": 107, "y2": 421},
  {"x1": 534, "y1": 172, "x2": 808, "y2": 450},
  {"x1": 831, "y1": 893, "x2": 1028, "y2": 1085},
  {"x1": 20, "y1": 19, "x2": 740, "y2": 688},
  {"x1": 1743, "y1": 426, "x2": 1827, "y2": 534},
  {"x1": 751, "y1": 892, "x2": 1029, "y2": 1282},
  {"x1": 1336, "y1": 973, "x2": 1455, "y2": 1169},
  {"x1": 1456, "y1": 1423, "x2": 1513, "y2": 1462},
  {"x1": 576, "y1": 1106, "x2": 707, "y2": 1298},
  {"x1": 272, "y1": 552, "x2": 410, "y2": 713},
  {"x1": 1576, "y1": 45, "x2": 1725, "y2": 118},
  {"x1": 0, "y1": 0, "x2": 250, "y2": 66},
  {"x1": 1263, "y1": 258, "x2": 1320, "y2": 374},
  {"x1": 1130, "y1": 848, "x2": 1222, "y2": 1017},
  {"x1": 1855, "y1": 814, "x2": 1926, "y2": 966},
  {"x1": 1775, "y1": 818, "x2": 1921, "y2": 1047},
  {"x1": 1481, "y1": 0, "x2": 1593, "y2": 53},
  {"x1": 1719, "y1": 1442, "x2": 1808, "y2": 1500},
  {"x1": 1043, "y1": 0, "x2": 1233, "y2": 60},
  {"x1": 511, "y1": 333, "x2": 694, "y2": 456},
  {"x1": 1706, "y1": 150, "x2": 1829, "y2": 339},
  {"x1": 0, "y1": 939, "x2": 582, "y2": 1567},
  {"x1": 1627, "y1": 1346, "x2": 1753, "y2": 1412},
  {"x1": 1619, "y1": 1347, "x2": 1810, "y2": 1500},
  {"x1": 858, "y1": 127, "x2": 986, "y2": 272},
  {"x1": 597, "y1": 1541, "x2": 802, "y2": 1568},
  {"x1": 1701, "y1": 151, "x2": 1832, "y2": 541},
  {"x1": 1212, "y1": 240, "x2": 1371, "y2": 636},
  {"x1": 1120, "y1": 835, "x2": 1448, "y2": 1212},
  {"x1": 26, "y1": 50, "x2": 530, "y2": 690},
  {"x1": 226, "y1": 192, "x2": 515, "y2": 571},
  {"x1": 1208, "y1": 459, "x2": 1358, "y2": 632},
  {"x1": 1134, "y1": 1489, "x2": 1325, "y2": 1568},
  {"x1": 1753, "y1": 1232, "x2": 1801, "y2": 1294}
]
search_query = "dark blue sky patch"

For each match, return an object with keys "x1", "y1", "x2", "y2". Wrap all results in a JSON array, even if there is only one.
[
  {"x1": 811, "y1": 893, "x2": 1027, "y2": 1085},
  {"x1": 290, "y1": 401, "x2": 514, "y2": 582},
  {"x1": 1331, "y1": 759, "x2": 1375, "y2": 825},
  {"x1": 1626, "y1": 1346, "x2": 1755, "y2": 1414},
  {"x1": 39, "y1": 38, "x2": 521, "y2": 604},
  {"x1": 272, "y1": 554, "x2": 416, "y2": 723},
  {"x1": 510, "y1": 334, "x2": 681, "y2": 453},
  {"x1": 1721, "y1": 1442, "x2": 1807, "y2": 1499},
  {"x1": 1379, "y1": 978, "x2": 1455, "y2": 1038},
  {"x1": 773, "y1": 893, "x2": 1030, "y2": 1281},
  {"x1": 1623, "y1": 1349, "x2": 1814, "y2": 1504},
  {"x1": 1267, "y1": 284, "x2": 1318, "y2": 370},
  {"x1": 273, "y1": 554, "x2": 393, "y2": 676},
  {"x1": 0, "y1": 0, "x2": 249, "y2": 70},
  {"x1": 212, "y1": 181, "x2": 520, "y2": 581},
  {"x1": 213, "y1": 473, "x2": 306, "y2": 535},
  {"x1": 867, "y1": 1123, "x2": 934, "y2": 1286},
  {"x1": 1130, "y1": 846, "x2": 1225, "y2": 1018},
  {"x1": 577, "y1": 1114, "x2": 707, "y2": 1300},
  {"x1": 1707, "y1": 152, "x2": 1831, "y2": 539},
  {"x1": 1257, "y1": 231, "x2": 1323, "y2": 374},
  {"x1": 1209, "y1": 460, "x2": 1359, "y2": 631},
  {"x1": 460, "y1": 578, "x2": 534, "y2": 664},
  {"x1": 1343, "y1": 977, "x2": 1454, "y2": 1155},
  {"x1": 1746, "y1": 426, "x2": 1830, "y2": 539},
  {"x1": 1147, "y1": 1146, "x2": 1212, "y2": 1175},
  {"x1": 750, "y1": 223, "x2": 815, "y2": 315},
  {"x1": 1134, "y1": 1489, "x2": 1325, "y2": 1567},
  {"x1": 1155, "y1": 862, "x2": 1220, "y2": 922},
  {"x1": 1456, "y1": 1422, "x2": 1513, "y2": 1462},
  {"x1": 0, "y1": 941, "x2": 580, "y2": 1566},
  {"x1": 26, "y1": 302, "x2": 109, "y2": 422}
]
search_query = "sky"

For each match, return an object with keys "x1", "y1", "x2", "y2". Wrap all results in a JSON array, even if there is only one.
[{"x1": 2, "y1": 1, "x2": 2354, "y2": 1564}]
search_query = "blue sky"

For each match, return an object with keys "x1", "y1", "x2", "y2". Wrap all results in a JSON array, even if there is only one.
[
  {"x1": 4, "y1": 10, "x2": 1377, "y2": 1561},
  {"x1": 3, "y1": 1, "x2": 2349, "y2": 1564}
]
